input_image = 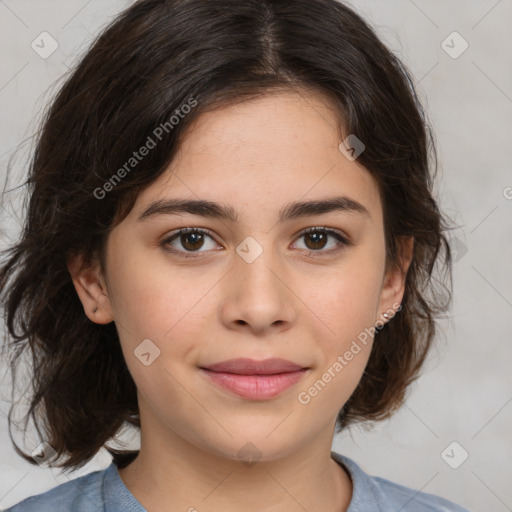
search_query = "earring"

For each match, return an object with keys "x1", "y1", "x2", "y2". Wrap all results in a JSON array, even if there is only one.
[
  {"x1": 383, "y1": 313, "x2": 389, "y2": 319},
  {"x1": 93, "y1": 306, "x2": 98, "y2": 313}
]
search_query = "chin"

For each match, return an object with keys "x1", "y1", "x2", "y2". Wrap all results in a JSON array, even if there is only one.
[{"x1": 198, "y1": 426, "x2": 307, "y2": 464}]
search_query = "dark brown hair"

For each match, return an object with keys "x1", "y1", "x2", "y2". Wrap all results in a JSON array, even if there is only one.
[{"x1": 0, "y1": 0, "x2": 454, "y2": 471}]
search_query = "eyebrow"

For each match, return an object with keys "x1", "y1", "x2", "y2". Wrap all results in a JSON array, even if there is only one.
[{"x1": 137, "y1": 195, "x2": 370, "y2": 223}]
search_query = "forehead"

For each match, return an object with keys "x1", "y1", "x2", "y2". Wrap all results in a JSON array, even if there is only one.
[{"x1": 131, "y1": 90, "x2": 382, "y2": 225}]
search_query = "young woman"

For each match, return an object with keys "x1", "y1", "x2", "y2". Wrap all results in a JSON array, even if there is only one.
[{"x1": 0, "y1": 0, "x2": 469, "y2": 510}]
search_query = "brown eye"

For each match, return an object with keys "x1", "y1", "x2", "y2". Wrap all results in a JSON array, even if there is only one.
[
  {"x1": 162, "y1": 228, "x2": 219, "y2": 257},
  {"x1": 180, "y1": 231, "x2": 206, "y2": 251},
  {"x1": 293, "y1": 227, "x2": 350, "y2": 256},
  {"x1": 304, "y1": 230, "x2": 328, "y2": 250}
]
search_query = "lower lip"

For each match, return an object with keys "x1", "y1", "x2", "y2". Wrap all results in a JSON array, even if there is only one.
[{"x1": 200, "y1": 369, "x2": 308, "y2": 400}]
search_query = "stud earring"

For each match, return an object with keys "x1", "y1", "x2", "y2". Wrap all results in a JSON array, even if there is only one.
[{"x1": 383, "y1": 313, "x2": 389, "y2": 319}]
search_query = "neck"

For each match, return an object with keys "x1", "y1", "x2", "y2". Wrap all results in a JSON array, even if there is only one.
[
  {"x1": 117, "y1": 395, "x2": 353, "y2": 512},
  {"x1": 118, "y1": 431, "x2": 353, "y2": 512}
]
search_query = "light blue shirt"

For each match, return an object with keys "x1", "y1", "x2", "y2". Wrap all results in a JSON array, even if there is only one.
[{"x1": 3, "y1": 451, "x2": 470, "y2": 511}]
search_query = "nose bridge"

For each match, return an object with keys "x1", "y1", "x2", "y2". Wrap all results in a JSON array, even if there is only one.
[
  {"x1": 222, "y1": 233, "x2": 295, "y2": 331},
  {"x1": 234, "y1": 233, "x2": 282, "y2": 295}
]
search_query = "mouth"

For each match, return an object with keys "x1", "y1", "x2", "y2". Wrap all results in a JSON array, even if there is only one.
[{"x1": 199, "y1": 358, "x2": 309, "y2": 400}]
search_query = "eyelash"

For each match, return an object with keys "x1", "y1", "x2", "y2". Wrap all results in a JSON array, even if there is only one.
[{"x1": 161, "y1": 226, "x2": 351, "y2": 259}]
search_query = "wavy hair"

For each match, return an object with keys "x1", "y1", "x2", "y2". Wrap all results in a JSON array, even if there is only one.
[{"x1": 0, "y1": 0, "x2": 454, "y2": 471}]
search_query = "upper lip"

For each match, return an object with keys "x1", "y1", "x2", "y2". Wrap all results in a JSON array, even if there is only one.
[{"x1": 201, "y1": 358, "x2": 307, "y2": 375}]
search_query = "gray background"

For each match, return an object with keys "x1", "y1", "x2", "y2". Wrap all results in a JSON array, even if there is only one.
[{"x1": 1, "y1": 1, "x2": 511, "y2": 510}]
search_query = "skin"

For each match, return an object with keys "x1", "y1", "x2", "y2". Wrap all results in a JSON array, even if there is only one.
[{"x1": 68, "y1": 89, "x2": 413, "y2": 512}]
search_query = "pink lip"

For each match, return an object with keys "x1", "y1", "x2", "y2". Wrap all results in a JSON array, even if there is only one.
[
  {"x1": 200, "y1": 369, "x2": 308, "y2": 400},
  {"x1": 199, "y1": 358, "x2": 309, "y2": 400},
  {"x1": 202, "y1": 357, "x2": 306, "y2": 375}
]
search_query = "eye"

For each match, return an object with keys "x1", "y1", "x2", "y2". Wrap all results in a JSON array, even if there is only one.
[
  {"x1": 161, "y1": 226, "x2": 351, "y2": 259},
  {"x1": 292, "y1": 227, "x2": 351, "y2": 256},
  {"x1": 161, "y1": 227, "x2": 220, "y2": 258}
]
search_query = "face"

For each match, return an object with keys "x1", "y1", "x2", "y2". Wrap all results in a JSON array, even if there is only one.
[{"x1": 69, "y1": 89, "x2": 411, "y2": 463}]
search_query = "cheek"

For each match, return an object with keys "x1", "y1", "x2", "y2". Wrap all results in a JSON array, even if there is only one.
[
  {"x1": 302, "y1": 257, "x2": 384, "y2": 335},
  {"x1": 106, "y1": 250, "x2": 220, "y2": 405},
  {"x1": 295, "y1": 249, "x2": 383, "y2": 399},
  {"x1": 106, "y1": 243, "x2": 211, "y2": 340},
  {"x1": 109, "y1": 260, "x2": 208, "y2": 419},
  {"x1": 294, "y1": 281, "x2": 376, "y2": 423},
  {"x1": 297, "y1": 318, "x2": 375, "y2": 417}
]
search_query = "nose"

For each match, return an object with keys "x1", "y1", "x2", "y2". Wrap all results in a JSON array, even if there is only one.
[{"x1": 219, "y1": 245, "x2": 296, "y2": 335}]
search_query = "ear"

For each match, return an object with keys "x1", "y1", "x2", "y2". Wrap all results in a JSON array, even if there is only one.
[
  {"x1": 66, "y1": 251, "x2": 114, "y2": 324},
  {"x1": 376, "y1": 236, "x2": 414, "y2": 324}
]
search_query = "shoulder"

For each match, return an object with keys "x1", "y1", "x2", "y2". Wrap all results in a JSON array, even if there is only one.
[
  {"x1": 331, "y1": 451, "x2": 471, "y2": 512},
  {"x1": 2, "y1": 465, "x2": 109, "y2": 512},
  {"x1": 369, "y1": 474, "x2": 471, "y2": 512}
]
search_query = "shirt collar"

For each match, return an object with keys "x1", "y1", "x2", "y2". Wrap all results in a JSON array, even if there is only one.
[
  {"x1": 331, "y1": 451, "x2": 380, "y2": 512},
  {"x1": 104, "y1": 461, "x2": 146, "y2": 511}
]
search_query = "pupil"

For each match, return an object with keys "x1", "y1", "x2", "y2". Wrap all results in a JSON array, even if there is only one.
[
  {"x1": 182, "y1": 232, "x2": 203, "y2": 251},
  {"x1": 306, "y1": 231, "x2": 326, "y2": 250}
]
